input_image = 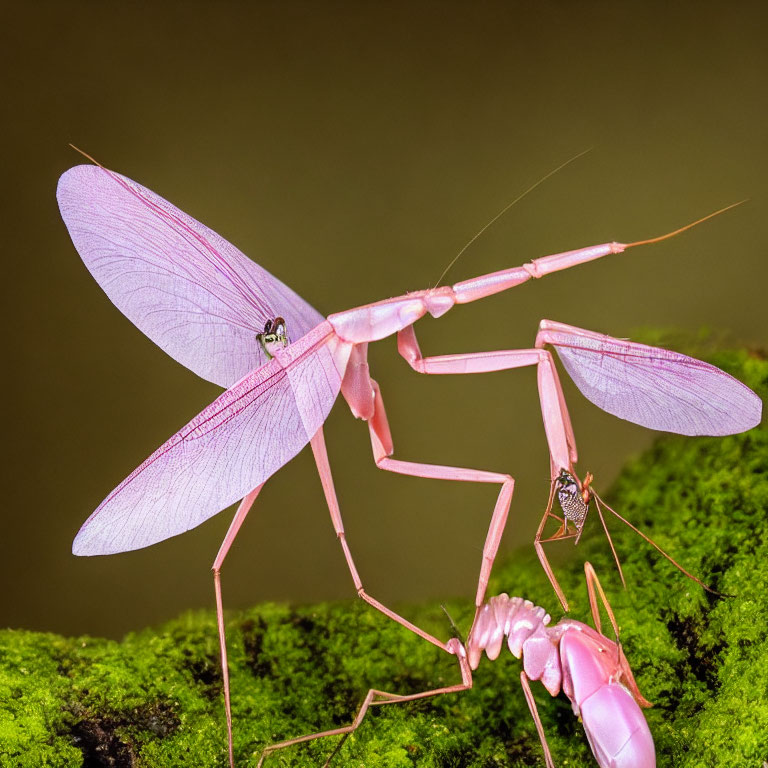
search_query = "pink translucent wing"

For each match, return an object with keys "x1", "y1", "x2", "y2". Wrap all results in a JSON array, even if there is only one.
[
  {"x1": 73, "y1": 323, "x2": 351, "y2": 555},
  {"x1": 57, "y1": 164, "x2": 324, "y2": 388},
  {"x1": 544, "y1": 322, "x2": 762, "y2": 436}
]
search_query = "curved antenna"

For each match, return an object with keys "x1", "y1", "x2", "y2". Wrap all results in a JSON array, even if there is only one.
[
  {"x1": 69, "y1": 143, "x2": 105, "y2": 168},
  {"x1": 592, "y1": 494, "x2": 627, "y2": 590},
  {"x1": 434, "y1": 147, "x2": 592, "y2": 288},
  {"x1": 591, "y1": 490, "x2": 728, "y2": 598},
  {"x1": 624, "y1": 200, "x2": 747, "y2": 250}
]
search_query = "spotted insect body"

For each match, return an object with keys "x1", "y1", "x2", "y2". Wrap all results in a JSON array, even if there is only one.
[{"x1": 556, "y1": 470, "x2": 589, "y2": 528}]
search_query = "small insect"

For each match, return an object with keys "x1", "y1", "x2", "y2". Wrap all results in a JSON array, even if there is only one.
[
  {"x1": 58, "y1": 156, "x2": 759, "y2": 765},
  {"x1": 255, "y1": 316, "x2": 288, "y2": 359},
  {"x1": 555, "y1": 469, "x2": 591, "y2": 529},
  {"x1": 256, "y1": 562, "x2": 655, "y2": 768}
]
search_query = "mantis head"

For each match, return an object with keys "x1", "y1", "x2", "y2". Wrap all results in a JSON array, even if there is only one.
[{"x1": 257, "y1": 316, "x2": 289, "y2": 359}]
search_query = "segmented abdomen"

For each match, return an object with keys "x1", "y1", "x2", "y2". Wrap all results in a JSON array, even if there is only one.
[{"x1": 467, "y1": 595, "x2": 563, "y2": 696}]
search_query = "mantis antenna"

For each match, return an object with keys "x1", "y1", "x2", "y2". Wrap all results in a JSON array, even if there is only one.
[
  {"x1": 624, "y1": 199, "x2": 747, "y2": 249},
  {"x1": 434, "y1": 147, "x2": 593, "y2": 289}
]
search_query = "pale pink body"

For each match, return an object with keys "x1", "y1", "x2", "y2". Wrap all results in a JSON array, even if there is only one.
[
  {"x1": 469, "y1": 595, "x2": 655, "y2": 768},
  {"x1": 255, "y1": 563, "x2": 656, "y2": 768},
  {"x1": 58, "y1": 165, "x2": 760, "y2": 767}
]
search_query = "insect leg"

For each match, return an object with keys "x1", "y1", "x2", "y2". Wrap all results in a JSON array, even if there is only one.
[
  {"x1": 520, "y1": 671, "x2": 556, "y2": 768},
  {"x1": 397, "y1": 327, "x2": 578, "y2": 609},
  {"x1": 367, "y1": 378, "x2": 515, "y2": 611},
  {"x1": 256, "y1": 639, "x2": 472, "y2": 767},
  {"x1": 212, "y1": 485, "x2": 265, "y2": 768},
  {"x1": 310, "y1": 427, "x2": 448, "y2": 651}
]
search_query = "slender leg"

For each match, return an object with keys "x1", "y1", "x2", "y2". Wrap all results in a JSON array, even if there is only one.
[
  {"x1": 583, "y1": 561, "x2": 621, "y2": 640},
  {"x1": 520, "y1": 671, "x2": 555, "y2": 768},
  {"x1": 582, "y1": 562, "x2": 653, "y2": 709},
  {"x1": 311, "y1": 427, "x2": 452, "y2": 650},
  {"x1": 535, "y1": 351, "x2": 573, "y2": 473},
  {"x1": 397, "y1": 327, "x2": 575, "y2": 495},
  {"x1": 366, "y1": 379, "x2": 515, "y2": 612},
  {"x1": 256, "y1": 639, "x2": 472, "y2": 768},
  {"x1": 394, "y1": 334, "x2": 579, "y2": 607},
  {"x1": 533, "y1": 481, "x2": 574, "y2": 612},
  {"x1": 549, "y1": 353, "x2": 578, "y2": 465},
  {"x1": 212, "y1": 485, "x2": 265, "y2": 768},
  {"x1": 402, "y1": 321, "x2": 712, "y2": 612},
  {"x1": 592, "y1": 496, "x2": 627, "y2": 589}
]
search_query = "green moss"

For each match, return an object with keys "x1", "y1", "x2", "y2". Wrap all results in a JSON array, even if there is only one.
[{"x1": 2, "y1": 339, "x2": 766, "y2": 767}]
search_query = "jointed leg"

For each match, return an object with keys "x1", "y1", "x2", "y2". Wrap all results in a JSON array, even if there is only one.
[
  {"x1": 396, "y1": 328, "x2": 579, "y2": 610},
  {"x1": 212, "y1": 485, "x2": 266, "y2": 768},
  {"x1": 592, "y1": 495, "x2": 626, "y2": 588},
  {"x1": 397, "y1": 325, "x2": 574, "y2": 470},
  {"x1": 256, "y1": 639, "x2": 472, "y2": 768},
  {"x1": 533, "y1": 478, "x2": 577, "y2": 612},
  {"x1": 592, "y1": 490, "x2": 720, "y2": 596},
  {"x1": 520, "y1": 671, "x2": 555, "y2": 768},
  {"x1": 583, "y1": 562, "x2": 653, "y2": 709},
  {"x1": 583, "y1": 561, "x2": 621, "y2": 641},
  {"x1": 366, "y1": 379, "x2": 515, "y2": 612},
  {"x1": 310, "y1": 427, "x2": 449, "y2": 650}
]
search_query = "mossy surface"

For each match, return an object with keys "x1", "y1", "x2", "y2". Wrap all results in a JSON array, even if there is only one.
[{"x1": 2, "y1": 339, "x2": 766, "y2": 767}]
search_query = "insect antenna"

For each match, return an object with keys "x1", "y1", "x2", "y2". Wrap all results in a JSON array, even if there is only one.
[
  {"x1": 624, "y1": 199, "x2": 747, "y2": 250},
  {"x1": 433, "y1": 147, "x2": 592, "y2": 288},
  {"x1": 592, "y1": 493, "x2": 627, "y2": 589},
  {"x1": 441, "y1": 604, "x2": 466, "y2": 646},
  {"x1": 69, "y1": 143, "x2": 106, "y2": 168},
  {"x1": 591, "y1": 490, "x2": 728, "y2": 598}
]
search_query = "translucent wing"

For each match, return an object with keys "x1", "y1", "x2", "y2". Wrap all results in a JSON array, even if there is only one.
[
  {"x1": 57, "y1": 164, "x2": 324, "y2": 388},
  {"x1": 73, "y1": 324, "x2": 351, "y2": 555},
  {"x1": 543, "y1": 321, "x2": 762, "y2": 436}
]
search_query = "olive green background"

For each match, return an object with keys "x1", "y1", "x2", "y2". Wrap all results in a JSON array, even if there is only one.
[{"x1": 3, "y1": 1, "x2": 766, "y2": 638}]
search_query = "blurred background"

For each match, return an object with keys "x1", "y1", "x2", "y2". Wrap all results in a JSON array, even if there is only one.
[{"x1": 2, "y1": 1, "x2": 766, "y2": 638}]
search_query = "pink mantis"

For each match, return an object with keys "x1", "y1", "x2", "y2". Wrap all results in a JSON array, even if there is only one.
[
  {"x1": 57, "y1": 159, "x2": 761, "y2": 767},
  {"x1": 256, "y1": 562, "x2": 655, "y2": 768}
]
